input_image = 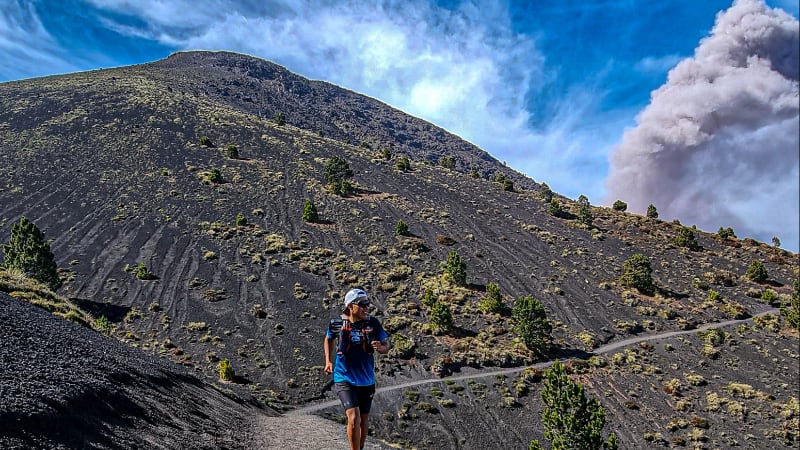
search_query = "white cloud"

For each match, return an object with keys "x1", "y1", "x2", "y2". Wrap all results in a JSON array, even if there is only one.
[
  {"x1": 0, "y1": 1, "x2": 78, "y2": 80},
  {"x1": 607, "y1": 0, "x2": 800, "y2": 250},
  {"x1": 82, "y1": 0, "x2": 625, "y2": 200},
  {"x1": 634, "y1": 54, "x2": 683, "y2": 74}
]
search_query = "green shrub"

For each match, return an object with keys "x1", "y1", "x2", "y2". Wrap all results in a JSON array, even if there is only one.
[
  {"x1": 612, "y1": 200, "x2": 627, "y2": 212},
  {"x1": 538, "y1": 183, "x2": 553, "y2": 203},
  {"x1": 274, "y1": 112, "x2": 286, "y2": 125},
  {"x1": 674, "y1": 226, "x2": 699, "y2": 250},
  {"x1": 442, "y1": 250, "x2": 466, "y2": 286},
  {"x1": 199, "y1": 135, "x2": 213, "y2": 147},
  {"x1": 479, "y1": 282, "x2": 506, "y2": 314},
  {"x1": 760, "y1": 289, "x2": 777, "y2": 305},
  {"x1": 512, "y1": 296, "x2": 551, "y2": 354},
  {"x1": 395, "y1": 219, "x2": 409, "y2": 236},
  {"x1": 95, "y1": 315, "x2": 110, "y2": 333},
  {"x1": 323, "y1": 156, "x2": 354, "y2": 196},
  {"x1": 577, "y1": 195, "x2": 592, "y2": 227},
  {"x1": 548, "y1": 199, "x2": 565, "y2": 218},
  {"x1": 391, "y1": 333, "x2": 415, "y2": 358},
  {"x1": 302, "y1": 199, "x2": 319, "y2": 223},
  {"x1": 646, "y1": 204, "x2": 658, "y2": 219},
  {"x1": 235, "y1": 213, "x2": 247, "y2": 226},
  {"x1": 218, "y1": 358, "x2": 234, "y2": 381},
  {"x1": 421, "y1": 288, "x2": 437, "y2": 309},
  {"x1": 2, "y1": 217, "x2": 61, "y2": 290},
  {"x1": 620, "y1": 254, "x2": 654, "y2": 295},
  {"x1": 745, "y1": 260, "x2": 768, "y2": 283},
  {"x1": 780, "y1": 278, "x2": 799, "y2": 330},
  {"x1": 226, "y1": 144, "x2": 239, "y2": 159},
  {"x1": 429, "y1": 301, "x2": 453, "y2": 333},
  {"x1": 206, "y1": 167, "x2": 223, "y2": 183},
  {"x1": 529, "y1": 360, "x2": 618, "y2": 450},
  {"x1": 396, "y1": 156, "x2": 411, "y2": 172},
  {"x1": 439, "y1": 155, "x2": 455, "y2": 169},
  {"x1": 470, "y1": 164, "x2": 480, "y2": 178},
  {"x1": 717, "y1": 227, "x2": 736, "y2": 240},
  {"x1": 134, "y1": 262, "x2": 154, "y2": 280}
]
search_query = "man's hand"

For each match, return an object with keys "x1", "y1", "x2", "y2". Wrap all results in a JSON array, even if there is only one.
[
  {"x1": 324, "y1": 361, "x2": 333, "y2": 374},
  {"x1": 371, "y1": 341, "x2": 389, "y2": 354}
]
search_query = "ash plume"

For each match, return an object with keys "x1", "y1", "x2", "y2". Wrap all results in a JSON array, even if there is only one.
[{"x1": 606, "y1": 0, "x2": 799, "y2": 250}]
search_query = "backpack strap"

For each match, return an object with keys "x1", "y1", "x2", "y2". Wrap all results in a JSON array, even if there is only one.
[{"x1": 337, "y1": 319, "x2": 351, "y2": 355}]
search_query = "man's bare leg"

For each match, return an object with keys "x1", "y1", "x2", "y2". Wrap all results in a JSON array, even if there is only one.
[
  {"x1": 360, "y1": 413, "x2": 369, "y2": 449},
  {"x1": 345, "y1": 407, "x2": 362, "y2": 450}
]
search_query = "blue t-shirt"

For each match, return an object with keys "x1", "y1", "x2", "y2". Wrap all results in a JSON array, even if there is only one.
[{"x1": 326, "y1": 316, "x2": 388, "y2": 386}]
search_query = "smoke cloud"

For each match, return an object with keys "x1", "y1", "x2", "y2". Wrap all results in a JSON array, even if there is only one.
[{"x1": 606, "y1": 0, "x2": 799, "y2": 251}]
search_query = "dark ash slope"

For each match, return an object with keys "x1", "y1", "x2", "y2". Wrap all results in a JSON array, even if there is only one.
[{"x1": 0, "y1": 293, "x2": 271, "y2": 450}]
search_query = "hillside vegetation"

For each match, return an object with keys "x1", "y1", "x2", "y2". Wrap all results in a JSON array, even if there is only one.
[{"x1": 0, "y1": 51, "x2": 797, "y2": 449}]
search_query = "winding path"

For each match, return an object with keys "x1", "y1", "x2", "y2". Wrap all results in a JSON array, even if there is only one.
[{"x1": 288, "y1": 309, "x2": 779, "y2": 415}]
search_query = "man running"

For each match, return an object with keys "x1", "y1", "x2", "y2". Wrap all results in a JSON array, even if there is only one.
[{"x1": 324, "y1": 288, "x2": 390, "y2": 450}]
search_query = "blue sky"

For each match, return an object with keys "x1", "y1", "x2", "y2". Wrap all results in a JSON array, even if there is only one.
[{"x1": 1, "y1": 0, "x2": 798, "y2": 251}]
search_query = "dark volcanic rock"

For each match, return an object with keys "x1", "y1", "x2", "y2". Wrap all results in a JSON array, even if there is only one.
[{"x1": 0, "y1": 293, "x2": 271, "y2": 449}]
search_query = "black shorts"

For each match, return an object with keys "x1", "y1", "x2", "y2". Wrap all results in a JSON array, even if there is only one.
[{"x1": 334, "y1": 382, "x2": 376, "y2": 414}]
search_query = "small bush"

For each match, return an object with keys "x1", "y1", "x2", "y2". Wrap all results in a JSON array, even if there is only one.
[
  {"x1": 646, "y1": 204, "x2": 658, "y2": 219},
  {"x1": 274, "y1": 112, "x2": 286, "y2": 125},
  {"x1": 429, "y1": 301, "x2": 453, "y2": 333},
  {"x1": 717, "y1": 227, "x2": 736, "y2": 240},
  {"x1": 538, "y1": 183, "x2": 553, "y2": 203},
  {"x1": 612, "y1": 200, "x2": 627, "y2": 211},
  {"x1": 442, "y1": 250, "x2": 466, "y2": 286},
  {"x1": 395, "y1": 219, "x2": 409, "y2": 236},
  {"x1": 95, "y1": 315, "x2": 110, "y2": 333},
  {"x1": 745, "y1": 260, "x2": 768, "y2": 283},
  {"x1": 396, "y1": 156, "x2": 411, "y2": 172},
  {"x1": 302, "y1": 199, "x2": 319, "y2": 223},
  {"x1": 199, "y1": 135, "x2": 213, "y2": 147},
  {"x1": 225, "y1": 144, "x2": 239, "y2": 159},
  {"x1": 479, "y1": 282, "x2": 506, "y2": 314},
  {"x1": 218, "y1": 359, "x2": 234, "y2": 381},
  {"x1": 548, "y1": 199, "x2": 565, "y2": 218},
  {"x1": 134, "y1": 262, "x2": 154, "y2": 280},
  {"x1": 439, "y1": 155, "x2": 455, "y2": 169},
  {"x1": 235, "y1": 213, "x2": 247, "y2": 226},
  {"x1": 206, "y1": 167, "x2": 223, "y2": 183},
  {"x1": 674, "y1": 226, "x2": 699, "y2": 250},
  {"x1": 620, "y1": 254, "x2": 654, "y2": 296}
]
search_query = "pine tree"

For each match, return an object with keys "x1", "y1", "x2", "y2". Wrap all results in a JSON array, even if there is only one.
[
  {"x1": 479, "y1": 282, "x2": 506, "y2": 314},
  {"x1": 780, "y1": 277, "x2": 799, "y2": 330},
  {"x1": 577, "y1": 195, "x2": 593, "y2": 227},
  {"x1": 323, "y1": 156, "x2": 354, "y2": 196},
  {"x1": 646, "y1": 204, "x2": 658, "y2": 219},
  {"x1": 512, "y1": 296, "x2": 551, "y2": 354},
  {"x1": 395, "y1": 219, "x2": 409, "y2": 236},
  {"x1": 302, "y1": 199, "x2": 319, "y2": 223},
  {"x1": 530, "y1": 360, "x2": 618, "y2": 450},
  {"x1": 429, "y1": 300, "x2": 453, "y2": 333},
  {"x1": 443, "y1": 250, "x2": 466, "y2": 286},
  {"x1": 620, "y1": 253, "x2": 654, "y2": 295},
  {"x1": 674, "y1": 226, "x2": 699, "y2": 250},
  {"x1": 2, "y1": 217, "x2": 61, "y2": 290},
  {"x1": 745, "y1": 260, "x2": 768, "y2": 283},
  {"x1": 538, "y1": 183, "x2": 554, "y2": 203}
]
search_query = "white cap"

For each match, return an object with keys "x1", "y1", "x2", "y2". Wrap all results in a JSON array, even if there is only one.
[{"x1": 343, "y1": 288, "x2": 367, "y2": 311}]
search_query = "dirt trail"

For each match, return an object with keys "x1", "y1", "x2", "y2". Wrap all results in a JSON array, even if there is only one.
[{"x1": 287, "y1": 309, "x2": 779, "y2": 416}]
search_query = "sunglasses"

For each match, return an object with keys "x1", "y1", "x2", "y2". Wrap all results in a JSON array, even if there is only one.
[{"x1": 355, "y1": 300, "x2": 370, "y2": 308}]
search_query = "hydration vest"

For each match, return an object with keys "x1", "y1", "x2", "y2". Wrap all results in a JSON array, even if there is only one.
[{"x1": 329, "y1": 317, "x2": 376, "y2": 355}]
